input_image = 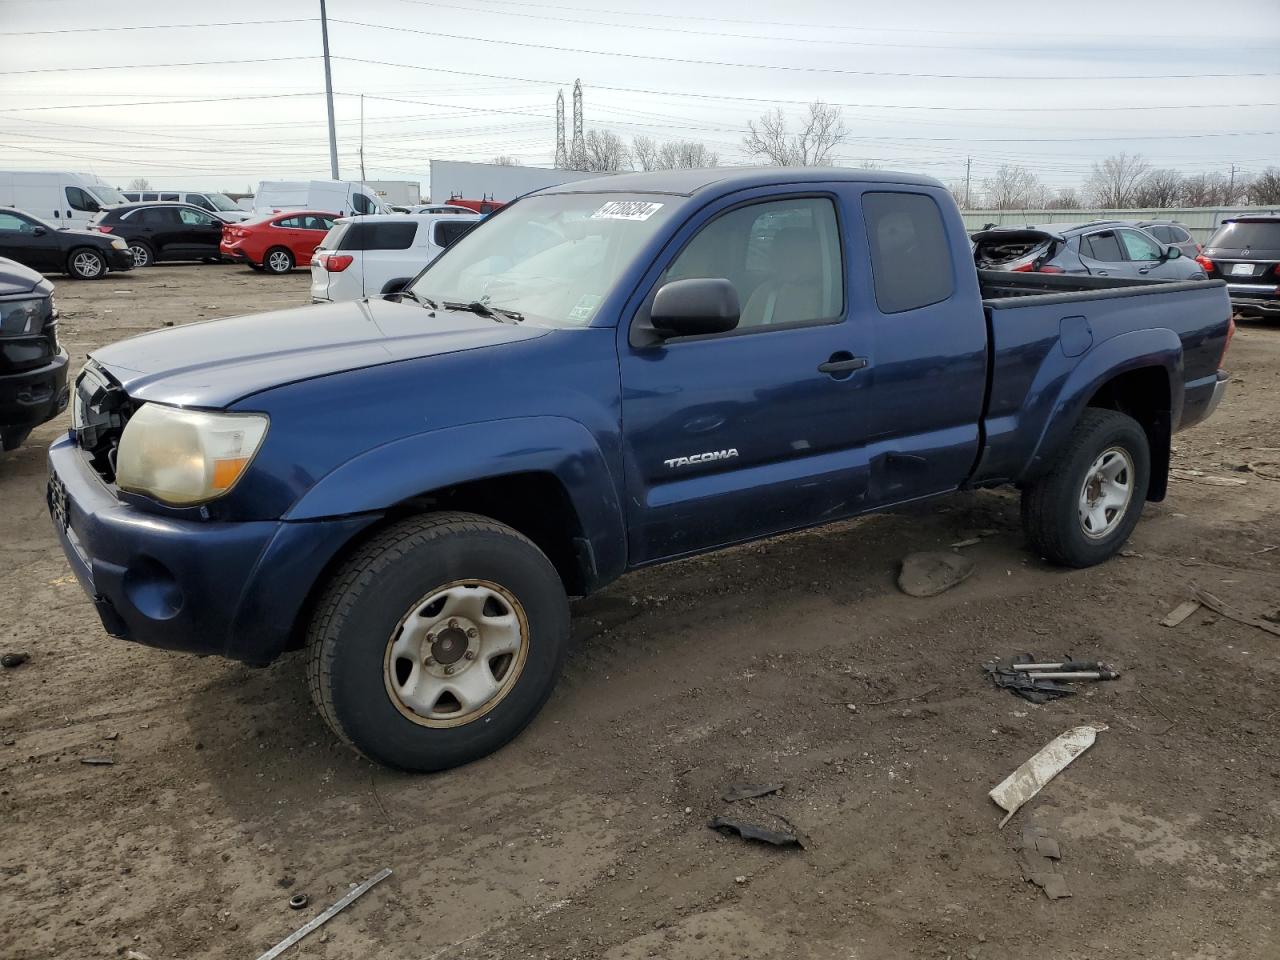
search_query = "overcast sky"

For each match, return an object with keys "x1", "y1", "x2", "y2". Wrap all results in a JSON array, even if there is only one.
[{"x1": 0, "y1": 0, "x2": 1276, "y2": 198}]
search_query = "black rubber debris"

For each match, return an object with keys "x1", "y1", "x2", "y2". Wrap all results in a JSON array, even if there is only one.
[
  {"x1": 721, "y1": 782, "x2": 784, "y2": 803},
  {"x1": 1, "y1": 652, "x2": 30, "y2": 669},
  {"x1": 708, "y1": 816, "x2": 804, "y2": 849}
]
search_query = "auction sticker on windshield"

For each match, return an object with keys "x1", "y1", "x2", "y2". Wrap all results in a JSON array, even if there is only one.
[{"x1": 591, "y1": 200, "x2": 664, "y2": 221}]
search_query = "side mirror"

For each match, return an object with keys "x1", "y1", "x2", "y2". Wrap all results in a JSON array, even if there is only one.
[
  {"x1": 649, "y1": 278, "x2": 740, "y2": 340},
  {"x1": 1164, "y1": 244, "x2": 1182, "y2": 260},
  {"x1": 32, "y1": 226, "x2": 47, "y2": 237}
]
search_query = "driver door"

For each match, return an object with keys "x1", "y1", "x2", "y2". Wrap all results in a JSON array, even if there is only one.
[
  {"x1": 618, "y1": 189, "x2": 873, "y2": 563},
  {"x1": 1118, "y1": 228, "x2": 1178, "y2": 279}
]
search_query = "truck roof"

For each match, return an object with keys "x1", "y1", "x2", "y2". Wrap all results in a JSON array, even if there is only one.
[{"x1": 537, "y1": 166, "x2": 944, "y2": 198}]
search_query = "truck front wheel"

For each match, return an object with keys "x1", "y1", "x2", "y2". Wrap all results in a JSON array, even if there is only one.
[
  {"x1": 1021, "y1": 409, "x2": 1150, "y2": 568},
  {"x1": 305, "y1": 512, "x2": 570, "y2": 771}
]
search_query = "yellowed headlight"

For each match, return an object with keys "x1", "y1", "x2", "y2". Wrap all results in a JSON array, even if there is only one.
[{"x1": 115, "y1": 404, "x2": 268, "y2": 506}]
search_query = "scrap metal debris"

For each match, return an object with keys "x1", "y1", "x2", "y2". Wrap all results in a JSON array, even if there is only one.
[
  {"x1": 255, "y1": 867, "x2": 392, "y2": 960},
  {"x1": 1195, "y1": 588, "x2": 1280, "y2": 638},
  {"x1": 898, "y1": 551, "x2": 975, "y2": 597},
  {"x1": 1169, "y1": 468, "x2": 1248, "y2": 487},
  {"x1": 1017, "y1": 825, "x2": 1071, "y2": 899},
  {"x1": 721, "y1": 782, "x2": 783, "y2": 803},
  {"x1": 990, "y1": 725, "x2": 1105, "y2": 828},
  {"x1": 984, "y1": 655, "x2": 1119, "y2": 703},
  {"x1": 1160, "y1": 600, "x2": 1201, "y2": 628},
  {"x1": 80, "y1": 757, "x2": 114, "y2": 766},
  {"x1": 708, "y1": 816, "x2": 804, "y2": 849}
]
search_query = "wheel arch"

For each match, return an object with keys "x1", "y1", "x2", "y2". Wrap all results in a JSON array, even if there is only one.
[{"x1": 1018, "y1": 328, "x2": 1182, "y2": 500}]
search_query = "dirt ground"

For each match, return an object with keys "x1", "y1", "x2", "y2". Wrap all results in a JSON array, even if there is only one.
[{"x1": 2, "y1": 263, "x2": 1278, "y2": 960}]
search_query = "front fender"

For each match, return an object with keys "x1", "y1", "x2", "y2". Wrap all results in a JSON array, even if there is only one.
[
  {"x1": 284, "y1": 416, "x2": 628, "y2": 581},
  {"x1": 1020, "y1": 328, "x2": 1183, "y2": 482}
]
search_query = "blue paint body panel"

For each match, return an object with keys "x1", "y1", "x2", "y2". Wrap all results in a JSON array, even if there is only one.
[{"x1": 46, "y1": 168, "x2": 1234, "y2": 664}]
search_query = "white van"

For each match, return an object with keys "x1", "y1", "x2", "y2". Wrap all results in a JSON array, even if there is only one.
[
  {"x1": 120, "y1": 189, "x2": 250, "y2": 221},
  {"x1": 253, "y1": 180, "x2": 389, "y2": 218},
  {"x1": 0, "y1": 171, "x2": 128, "y2": 229},
  {"x1": 309, "y1": 213, "x2": 480, "y2": 303}
]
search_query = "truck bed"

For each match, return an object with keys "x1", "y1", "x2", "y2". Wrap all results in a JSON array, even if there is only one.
[{"x1": 971, "y1": 271, "x2": 1232, "y2": 488}]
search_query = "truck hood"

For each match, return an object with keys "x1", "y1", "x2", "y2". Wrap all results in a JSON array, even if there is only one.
[{"x1": 91, "y1": 298, "x2": 551, "y2": 408}]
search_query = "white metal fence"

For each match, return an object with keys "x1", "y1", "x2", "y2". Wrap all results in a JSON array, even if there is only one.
[{"x1": 959, "y1": 206, "x2": 1280, "y2": 244}]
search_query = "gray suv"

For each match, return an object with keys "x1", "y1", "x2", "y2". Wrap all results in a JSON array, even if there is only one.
[{"x1": 973, "y1": 220, "x2": 1207, "y2": 281}]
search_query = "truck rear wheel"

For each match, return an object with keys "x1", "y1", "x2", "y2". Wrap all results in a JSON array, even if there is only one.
[
  {"x1": 1021, "y1": 409, "x2": 1150, "y2": 568},
  {"x1": 305, "y1": 512, "x2": 570, "y2": 771}
]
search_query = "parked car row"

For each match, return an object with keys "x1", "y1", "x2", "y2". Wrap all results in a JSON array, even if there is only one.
[
  {"x1": 310, "y1": 213, "x2": 479, "y2": 302},
  {"x1": 973, "y1": 219, "x2": 1207, "y2": 281}
]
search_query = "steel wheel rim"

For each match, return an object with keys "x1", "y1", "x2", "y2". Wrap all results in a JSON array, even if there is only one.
[
  {"x1": 130, "y1": 245, "x2": 149, "y2": 267},
  {"x1": 1078, "y1": 446, "x2": 1134, "y2": 539},
  {"x1": 383, "y1": 579, "x2": 529, "y2": 728},
  {"x1": 73, "y1": 251, "x2": 101, "y2": 277},
  {"x1": 268, "y1": 251, "x2": 291, "y2": 271}
]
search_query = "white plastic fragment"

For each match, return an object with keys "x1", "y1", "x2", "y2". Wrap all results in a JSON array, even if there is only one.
[{"x1": 989, "y1": 725, "x2": 1105, "y2": 828}]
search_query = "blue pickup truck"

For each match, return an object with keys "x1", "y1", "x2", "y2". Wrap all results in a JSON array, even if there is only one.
[{"x1": 48, "y1": 169, "x2": 1233, "y2": 771}]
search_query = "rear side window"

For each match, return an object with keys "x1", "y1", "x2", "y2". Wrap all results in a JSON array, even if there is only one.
[
  {"x1": 275, "y1": 216, "x2": 303, "y2": 228},
  {"x1": 433, "y1": 220, "x2": 475, "y2": 248},
  {"x1": 334, "y1": 222, "x2": 417, "y2": 251},
  {"x1": 1146, "y1": 225, "x2": 1173, "y2": 242},
  {"x1": 140, "y1": 208, "x2": 175, "y2": 225},
  {"x1": 1082, "y1": 230, "x2": 1124, "y2": 262},
  {"x1": 862, "y1": 192, "x2": 953, "y2": 314},
  {"x1": 1168, "y1": 226, "x2": 1191, "y2": 243},
  {"x1": 160, "y1": 193, "x2": 179, "y2": 202}
]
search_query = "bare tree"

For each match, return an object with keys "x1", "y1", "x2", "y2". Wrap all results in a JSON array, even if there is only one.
[
  {"x1": 743, "y1": 101, "x2": 847, "y2": 166},
  {"x1": 490, "y1": 155, "x2": 522, "y2": 166},
  {"x1": 1045, "y1": 187, "x2": 1083, "y2": 210},
  {"x1": 581, "y1": 129, "x2": 630, "y2": 172},
  {"x1": 944, "y1": 180, "x2": 971, "y2": 208},
  {"x1": 981, "y1": 164, "x2": 1045, "y2": 210},
  {"x1": 1131, "y1": 168, "x2": 1184, "y2": 208},
  {"x1": 1249, "y1": 167, "x2": 1280, "y2": 205},
  {"x1": 631, "y1": 135, "x2": 658, "y2": 172},
  {"x1": 127, "y1": 177, "x2": 151, "y2": 191},
  {"x1": 1084, "y1": 153, "x2": 1152, "y2": 207},
  {"x1": 655, "y1": 140, "x2": 719, "y2": 169},
  {"x1": 1180, "y1": 172, "x2": 1233, "y2": 206}
]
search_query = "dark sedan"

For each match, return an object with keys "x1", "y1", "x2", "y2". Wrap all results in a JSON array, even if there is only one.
[
  {"x1": 90, "y1": 202, "x2": 228, "y2": 267},
  {"x1": 0, "y1": 208, "x2": 133, "y2": 280},
  {"x1": 0, "y1": 257, "x2": 67, "y2": 451}
]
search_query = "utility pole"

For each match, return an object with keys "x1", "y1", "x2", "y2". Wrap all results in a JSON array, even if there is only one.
[
  {"x1": 1228, "y1": 163, "x2": 1237, "y2": 201},
  {"x1": 964, "y1": 155, "x2": 972, "y2": 209},
  {"x1": 320, "y1": 0, "x2": 339, "y2": 180},
  {"x1": 359, "y1": 94, "x2": 365, "y2": 182}
]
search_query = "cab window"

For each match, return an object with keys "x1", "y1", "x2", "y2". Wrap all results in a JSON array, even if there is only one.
[
  {"x1": 861, "y1": 192, "x2": 954, "y2": 314},
  {"x1": 352, "y1": 193, "x2": 375, "y2": 215},
  {"x1": 663, "y1": 197, "x2": 844, "y2": 330}
]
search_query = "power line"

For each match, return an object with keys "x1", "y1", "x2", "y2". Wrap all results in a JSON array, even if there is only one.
[
  {"x1": 330, "y1": 20, "x2": 1277, "y2": 81},
  {"x1": 0, "y1": 56, "x2": 319, "y2": 76},
  {"x1": 393, "y1": 0, "x2": 1279, "y2": 54},
  {"x1": 0, "y1": 92, "x2": 328, "y2": 113},
  {"x1": 0, "y1": 18, "x2": 315, "y2": 36}
]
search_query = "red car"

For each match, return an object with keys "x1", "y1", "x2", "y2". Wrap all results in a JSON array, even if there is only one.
[{"x1": 220, "y1": 211, "x2": 337, "y2": 274}]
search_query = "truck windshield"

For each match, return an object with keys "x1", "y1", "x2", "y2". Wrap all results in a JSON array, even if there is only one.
[{"x1": 408, "y1": 193, "x2": 678, "y2": 327}]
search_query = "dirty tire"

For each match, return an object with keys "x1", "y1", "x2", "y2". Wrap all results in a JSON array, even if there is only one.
[
  {"x1": 263, "y1": 247, "x2": 294, "y2": 274},
  {"x1": 1021, "y1": 408, "x2": 1150, "y2": 568},
  {"x1": 305, "y1": 512, "x2": 570, "y2": 772}
]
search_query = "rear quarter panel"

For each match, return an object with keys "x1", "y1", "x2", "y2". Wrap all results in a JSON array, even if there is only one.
[{"x1": 973, "y1": 280, "x2": 1231, "y2": 485}]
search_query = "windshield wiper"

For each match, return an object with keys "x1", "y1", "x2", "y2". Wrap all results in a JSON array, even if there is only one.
[
  {"x1": 391, "y1": 289, "x2": 437, "y2": 309},
  {"x1": 441, "y1": 300, "x2": 523, "y2": 323}
]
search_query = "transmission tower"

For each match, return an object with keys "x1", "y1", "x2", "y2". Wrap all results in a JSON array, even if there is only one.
[
  {"x1": 554, "y1": 89, "x2": 568, "y2": 168},
  {"x1": 569, "y1": 78, "x2": 586, "y2": 171}
]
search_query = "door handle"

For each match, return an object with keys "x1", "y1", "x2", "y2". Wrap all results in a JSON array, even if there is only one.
[{"x1": 818, "y1": 355, "x2": 868, "y2": 375}]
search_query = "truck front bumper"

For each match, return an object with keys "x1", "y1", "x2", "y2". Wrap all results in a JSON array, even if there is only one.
[{"x1": 46, "y1": 435, "x2": 379, "y2": 665}]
